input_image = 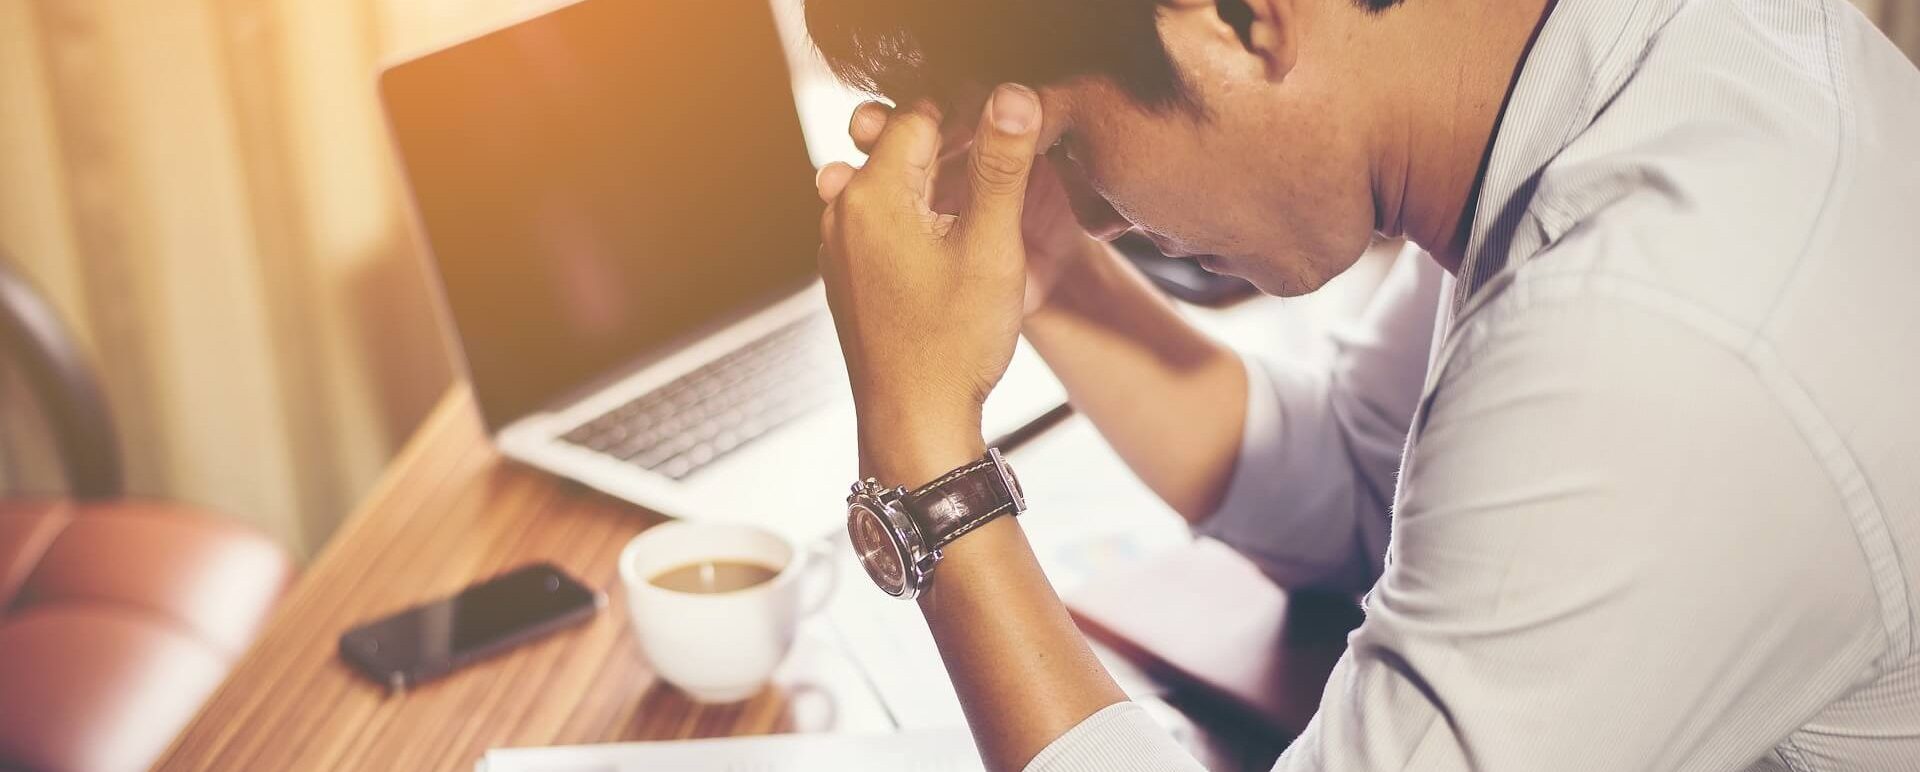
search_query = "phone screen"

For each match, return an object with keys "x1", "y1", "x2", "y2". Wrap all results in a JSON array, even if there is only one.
[{"x1": 340, "y1": 563, "x2": 599, "y2": 688}]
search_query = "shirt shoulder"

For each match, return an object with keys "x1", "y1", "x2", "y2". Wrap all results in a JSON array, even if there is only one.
[
  {"x1": 1462, "y1": 0, "x2": 1920, "y2": 671},
  {"x1": 1507, "y1": 0, "x2": 1852, "y2": 325},
  {"x1": 1425, "y1": 221, "x2": 1919, "y2": 678}
]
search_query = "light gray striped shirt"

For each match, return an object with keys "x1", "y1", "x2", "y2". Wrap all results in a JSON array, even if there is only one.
[{"x1": 1030, "y1": 0, "x2": 1920, "y2": 769}]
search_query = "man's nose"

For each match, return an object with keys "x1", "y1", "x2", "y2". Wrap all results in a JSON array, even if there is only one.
[
  {"x1": 1051, "y1": 158, "x2": 1134, "y2": 242},
  {"x1": 1083, "y1": 216, "x2": 1133, "y2": 243},
  {"x1": 1070, "y1": 194, "x2": 1133, "y2": 242}
]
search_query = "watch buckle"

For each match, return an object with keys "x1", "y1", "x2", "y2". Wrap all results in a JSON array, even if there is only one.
[{"x1": 987, "y1": 448, "x2": 1027, "y2": 514}]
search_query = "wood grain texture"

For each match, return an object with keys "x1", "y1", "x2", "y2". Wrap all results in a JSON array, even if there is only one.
[{"x1": 156, "y1": 386, "x2": 886, "y2": 771}]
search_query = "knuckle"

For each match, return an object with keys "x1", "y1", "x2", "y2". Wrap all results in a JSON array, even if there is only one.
[
  {"x1": 896, "y1": 112, "x2": 942, "y2": 152},
  {"x1": 844, "y1": 176, "x2": 915, "y2": 218},
  {"x1": 972, "y1": 149, "x2": 1029, "y2": 189},
  {"x1": 899, "y1": 103, "x2": 942, "y2": 131},
  {"x1": 839, "y1": 177, "x2": 879, "y2": 210},
  {"x1": 836, "y1": 196, "x2": 886, "y2": 238},
  {"x1": 850, "y1": 102, "x2": 888, "y2": 135},
  {"x1": 831, "y1": 202, "x2": 864, "y2": 239}
]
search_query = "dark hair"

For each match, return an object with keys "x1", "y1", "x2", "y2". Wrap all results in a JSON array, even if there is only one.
[{"x1": 805, "y1": 0, "x2": 1407, "y2": 111}]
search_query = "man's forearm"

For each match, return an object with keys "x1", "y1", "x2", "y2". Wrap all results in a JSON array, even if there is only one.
[
  {"x1": 1023, "y1": 239, "x2": 1249, "y2": 521},
  {"x1": 924, "y1": 521, "x2": 1130, "y2": 772},
  {"x1": 878, "y1": 242, "x2": 1242, "y2": 770},
  {"x1": 862, "y1": 435, "x2": 1128, "y2": 772},
  {"x1": 825, "y1": 86, "x2": 1147, "y2": 772}
]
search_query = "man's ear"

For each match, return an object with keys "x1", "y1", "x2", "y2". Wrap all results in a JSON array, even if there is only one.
[
  {"x1": 1231, "y1": 0, "x2": 1300, "y2": 82},
  {"x1": 1166, "y1": 0, "x2": 1301, "y2": 83}
]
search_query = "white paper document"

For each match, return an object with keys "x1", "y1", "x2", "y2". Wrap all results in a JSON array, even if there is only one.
[
  {"x1": 824, "y1": 415, "x2": 1193, "y2": 729},
  {"x1": 477, "y1": 728, "x2": 982, "y2": 772}
]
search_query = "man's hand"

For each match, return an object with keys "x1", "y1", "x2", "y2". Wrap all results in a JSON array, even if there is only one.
[
  {"x1": 815, "y1": 85, "x2": 1043, "y2": 484},
  {"x1": 842, "y1": 96, "x2": 1097, "y2": 318}
]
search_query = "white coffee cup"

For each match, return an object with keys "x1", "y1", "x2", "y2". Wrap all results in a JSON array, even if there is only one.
[{"x1": 617, "y1": 521, "x2": 837, "y2": 703}]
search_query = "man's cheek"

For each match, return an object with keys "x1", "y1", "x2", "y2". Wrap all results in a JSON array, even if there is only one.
[{"x1": 1083, "y1": 159, "x2": 1196, "y2": 240}]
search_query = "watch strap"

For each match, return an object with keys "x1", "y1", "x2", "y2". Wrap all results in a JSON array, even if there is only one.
[{"x1": 905, "y1": 448, "x2": 1025, "y2": 552}]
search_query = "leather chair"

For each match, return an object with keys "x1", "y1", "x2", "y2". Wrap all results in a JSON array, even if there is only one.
[{"x1": 0, "y1": 255, "x2": 293, "y2": 771}]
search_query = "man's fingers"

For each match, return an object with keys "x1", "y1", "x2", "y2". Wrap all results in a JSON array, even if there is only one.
[
  {"x1": 850, "y1": 102, "x2": 962, "y2": 162},
  {"x1": 959, "y1": 84, "x2": 1042, "y2": 244},
  {"x1": 848, "y1": 102, "x2": 889, "y2": 155},
  {"x1": 816, "y1": 162, "x2": 857, "y2": 203},
  {"x1": 928, "y1": 153, "x2": 971, "y2": 215},
  {"x1": 860, "y1": 100, "x2": 943, "y2": 200}
]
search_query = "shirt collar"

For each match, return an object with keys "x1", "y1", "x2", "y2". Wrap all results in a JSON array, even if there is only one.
[{"x1": 1451, "y1": 0, "x2": 1687, "y2": 313}]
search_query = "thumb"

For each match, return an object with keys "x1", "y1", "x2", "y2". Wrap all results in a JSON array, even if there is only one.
[{"x1": 958, "y1": 84, "x2": 1042, "y2": 244}]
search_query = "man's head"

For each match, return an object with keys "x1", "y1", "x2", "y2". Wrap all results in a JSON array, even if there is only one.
[{"x1": 807, "y1": 0, "x2": 1410, "y2": 295}]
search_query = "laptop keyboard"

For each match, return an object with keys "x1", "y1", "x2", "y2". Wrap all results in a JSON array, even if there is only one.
[{"x1": 559, "y1": 315, "x2": 841, "y2": 480}]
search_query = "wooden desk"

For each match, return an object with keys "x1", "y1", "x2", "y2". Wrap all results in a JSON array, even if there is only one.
[
  {"x1": 156, "y1": 388, "x2": 886, "y2": 771},
  {"x1": 156, "y1": 256, "x2": 1395, "y2": 769}
]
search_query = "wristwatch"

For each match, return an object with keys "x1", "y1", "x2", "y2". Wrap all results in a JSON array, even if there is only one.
[{"x1": 845, "y1": 448, "x2": 1027, "y2": 599}]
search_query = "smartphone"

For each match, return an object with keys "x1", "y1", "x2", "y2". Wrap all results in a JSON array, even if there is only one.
[{"x1": 339, "y1": 562, "x2": 602, "y2": 690}]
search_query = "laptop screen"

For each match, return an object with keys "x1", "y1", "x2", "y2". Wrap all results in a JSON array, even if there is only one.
[{"x1": 382, "y1": 0, "x2": 820, "y2": 431}]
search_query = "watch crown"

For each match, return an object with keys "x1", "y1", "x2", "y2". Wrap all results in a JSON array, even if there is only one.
[{"x1": 850, "y1": 477, "x2": 890, "y2": 499}]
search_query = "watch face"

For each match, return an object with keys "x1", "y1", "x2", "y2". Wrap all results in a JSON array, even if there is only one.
[{"x1": 848, "y1": 503, "x2": 908, "y2": 596}]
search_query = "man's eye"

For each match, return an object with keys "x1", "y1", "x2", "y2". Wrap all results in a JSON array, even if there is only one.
[{"x1": 1046, "y1": 133, "x2": 1073, "y2": 160}]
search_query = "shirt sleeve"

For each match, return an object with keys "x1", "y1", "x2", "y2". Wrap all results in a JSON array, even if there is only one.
[
  {"x1": 1200, "y1": 246, "x2": 1443, "y2": 592},
  {"x1": 1274, "y1": 293, "x2": 1885, "y2": 771},
  {"x1": 1022, "y1": 251, "x2": 1444, "y2": 772},
  {"x1": 1023, "y1": 703, "x2": 1208, "y2": 772}
]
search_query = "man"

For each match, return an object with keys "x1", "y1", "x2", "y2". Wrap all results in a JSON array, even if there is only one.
[{"x1": 806, "y1": 0, "x2": 1920, "y2": 769}]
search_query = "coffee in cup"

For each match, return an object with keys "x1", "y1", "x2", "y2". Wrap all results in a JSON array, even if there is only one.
[
  {"x1": 648, "y1": 560, "x2": 781, "y2": 594},
  {"x1": 618, "y1": 522, "x2": 836, "y2": 703}
]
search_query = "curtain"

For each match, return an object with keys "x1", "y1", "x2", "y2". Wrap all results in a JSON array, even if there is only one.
[
  {"x1": 0, "y1": 0, "x2": 848, "y2": 559},
  {"x1": 0, "y1": 0, "x2": 563, "y2": 557},
  {"x1": 1858, "y1": 0, "x2": 1920, "y2": 60},
  {"x1": 0, "y1": 1, "x2": 1914, "y2": 560}
]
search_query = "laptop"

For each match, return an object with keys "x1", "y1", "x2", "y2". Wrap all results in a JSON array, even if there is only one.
[{"x1": 378, "y1": 0, "x2": 1065, "y2": 540}]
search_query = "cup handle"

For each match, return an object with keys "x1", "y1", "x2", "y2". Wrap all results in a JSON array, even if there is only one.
[{"x1": 796, "y1": 538, "x2": 840, "y2": 618}]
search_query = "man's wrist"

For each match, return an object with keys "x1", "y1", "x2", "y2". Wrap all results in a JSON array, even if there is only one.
[{"x1": 856, "y1": 409, "x2": 987, "y2": 490}]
